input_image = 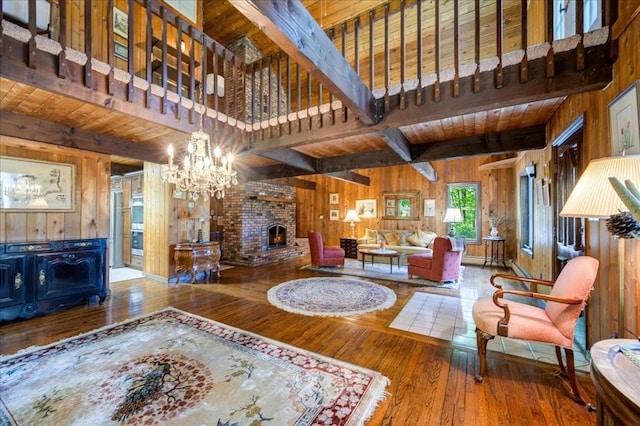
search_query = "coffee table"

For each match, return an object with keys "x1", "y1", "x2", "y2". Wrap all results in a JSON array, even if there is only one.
[{"x1": 360, "y1": 249, "x2": 401, "y2": 273}]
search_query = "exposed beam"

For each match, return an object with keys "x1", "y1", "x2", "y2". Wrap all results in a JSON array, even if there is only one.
[
  {"x1": 412, "y1": 162, "x2": 438, "y2": 182},
  {"x1": 0, "y1": 111, "x2": 166, "y2": 163},
  {"x1": 228, "y1": 0, "x2": 378, "y2": 125},
  {"x1": 411, "y1": 125, "x2": 547, "y2": 162},
  {"x1": 259, "y1": 149, "x2": 318, "y2": 172},
  {"x1": 265, "y1": 177, "x2": 317, "y2": 190},
  {"x1": 324, "y1": 171, "x2": 370, "y2": 186},
  {"x1": 316, "y1": 150, "x2": 405, "y2": 172},
  {"x1": 241, "y1": 44, "x2": 612, "y2": 154},
  {"x1": 378, "y1": 128, "x2": 437, "y2": 182}
]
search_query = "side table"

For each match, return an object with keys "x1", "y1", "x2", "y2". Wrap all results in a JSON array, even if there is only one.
[
  {"x1": 340, "y1": 237, "x2": 358, "y2": 259},
  {"x1": 482, "y1": 236, "x2": 507, "y2": 268},
  {"x1": 174, "y1": 242, "x2": 221, "y2": 283},
  {"x1": 590, "y1": 339, "x2": 640, "y2": 425}
]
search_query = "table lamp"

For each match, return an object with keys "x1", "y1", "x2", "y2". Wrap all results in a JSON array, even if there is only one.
[
  {"x1": 343, "y1": 209, "x2": 361, "y2": 238},
  {"x1": 190, "y1": 205, "x2": 211, "y2": 242},
  {"x1": 443, "y1": 207, "x2": 463, "y2": 237}
]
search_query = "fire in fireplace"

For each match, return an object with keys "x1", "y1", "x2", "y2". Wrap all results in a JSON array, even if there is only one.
[{"x1": 267, "y1": 225, "x2": 287, "y2": 250}]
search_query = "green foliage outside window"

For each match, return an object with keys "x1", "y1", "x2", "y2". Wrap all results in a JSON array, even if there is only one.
[{"x1": 447, "y1": 183, "x2": 480, "y2": 242}]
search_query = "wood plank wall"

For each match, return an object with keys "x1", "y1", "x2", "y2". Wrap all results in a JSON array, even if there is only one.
[
  {"x1": 295, "y1": 155, "x2": 517, "y2": 262},
  {"x1": 529, "y1": 4, "x2": 640, "y2": 343},
  {"x1": 0, "y1": 136, "x2": 110, "y2": 243}
]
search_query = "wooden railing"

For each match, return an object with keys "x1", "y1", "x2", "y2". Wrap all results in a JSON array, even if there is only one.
[{"x1": 0, "y1": 0, "x2": 615, "y2": 138}]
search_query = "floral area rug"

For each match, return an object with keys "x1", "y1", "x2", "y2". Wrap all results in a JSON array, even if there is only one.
[
  {"x1": 302, "y1": 259, "x2": 461, "y2": 291},
  {"x1": 268, "y1": 277, "x2": 397, "y2": 317},
  {"x1": 0, "y1": 308, "x2": 389, "y2": 425}
]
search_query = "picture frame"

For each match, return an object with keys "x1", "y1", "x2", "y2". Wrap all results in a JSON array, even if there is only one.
[
  {"x1": 113, "y1": 7, "x2": 128, "y2": 39},
  {"x1": 382, "y1": 192, "x2": 420, "y2": 220},
  {"x1": 329, "y1": 209, "x2": 339, "y2": 221},
  {"x1": 329, "y1": 193, "x2": 339, "y2": 204},
  {"x1": 609, "y1": 80, "x2": 640, "y2": 156},
  {"x1": 355, "y1": 199, "x2": 377, "y2": 218},
  {"x1": 424, "y1": 199, "x2": 435, "y2": 217},
  {"x1": 114, "y1": 41, "x2": 128, "y2": 61},
  {"x1": 0, "y1": 156, "x2": 75, "y2": 212}
]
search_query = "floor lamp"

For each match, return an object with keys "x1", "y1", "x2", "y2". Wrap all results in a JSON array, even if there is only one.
[{"x1": 560, "y1": 155, "x2": 640, "y2": 337}]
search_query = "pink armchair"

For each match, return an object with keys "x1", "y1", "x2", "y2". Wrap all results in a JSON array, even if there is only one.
[
  {"x1": 407, "y1": 237, "x2": 463, "y2": 282},
  {"x1": 472, "y1": 256, "x2": 599, "y2": 404},
  {"x1": 308, "y1": 231, "x2": 345, "y2": 267}
]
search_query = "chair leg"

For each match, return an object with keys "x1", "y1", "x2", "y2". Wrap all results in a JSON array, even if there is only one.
[
  {"x1": 563, "y1": 347, "x2": 585, "y2": 405},
  {"x1": 554, "y1": 345, "x2": 567, "y2": 376},
  {"x1": 474, "y1": 328, "x2": 494, "y2": 382}
]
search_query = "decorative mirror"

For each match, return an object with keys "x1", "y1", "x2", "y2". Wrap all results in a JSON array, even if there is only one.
[{"x1": 382, "y1": 192, "x2": 420, "y2": 220}]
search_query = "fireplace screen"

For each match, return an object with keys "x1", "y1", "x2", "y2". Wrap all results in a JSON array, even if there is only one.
[{"x1": 267, "y1": 225, "x2": 287, "y2": 250}]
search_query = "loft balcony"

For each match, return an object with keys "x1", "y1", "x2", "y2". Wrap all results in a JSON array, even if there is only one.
[{"x1": 0, "y1": 0, "x2": 615, "y2": 182}]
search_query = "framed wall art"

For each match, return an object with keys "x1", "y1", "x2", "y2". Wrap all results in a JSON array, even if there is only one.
[
  {"x1": 114, "y1": 41, "x2": 128, "y2": 60},
  {"x1": 609, "y1": 80, "x2": 640, "y2": 156},
  {"x1": 113, "y1": 7, "x2": 128, "y2": 38},
  {"x1": 0, "y1": 156, "x2": 75, "y2": 212},
  {"x1": 382, "y1": 192, "x2": 420, "y2": 220},
  {"x1": 329, "y1": 209, "x2": 339, "y2": 221},
  {"x1": 355, "y1": 199, "x2": 377, "y2": 218},
  {"x1": 329, "y1": 193, "x2": 339, "y2": 204},
  {"x1": 424, "y1": 199, "x2": 435, "y2": 216}
]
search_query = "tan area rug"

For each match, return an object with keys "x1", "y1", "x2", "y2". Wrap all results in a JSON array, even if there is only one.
[{"x1": 0, "y1": 308, "x2": 389, "y2": 425}]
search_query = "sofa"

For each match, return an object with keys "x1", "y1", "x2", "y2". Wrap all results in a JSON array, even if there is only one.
[{"x1": 357, "y1": 228, "x2": 437, "y2": 264}]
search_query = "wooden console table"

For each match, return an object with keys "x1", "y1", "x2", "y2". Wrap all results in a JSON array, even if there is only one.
[
  {"x1": 174, "y1": 242, "x2": 221, "y2": 284},
  {"x1": 590, "y1": 338, "x2": 640, "y2": 425}
]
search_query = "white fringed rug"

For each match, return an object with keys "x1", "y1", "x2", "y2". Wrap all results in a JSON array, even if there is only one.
[{"x1": 0, "y1": 308, "x2": 389, "y2": 425}]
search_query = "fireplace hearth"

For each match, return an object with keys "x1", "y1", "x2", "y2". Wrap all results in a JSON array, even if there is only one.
[{"x1": 267, "y1": 225, "x2": 287, "y2": 250}]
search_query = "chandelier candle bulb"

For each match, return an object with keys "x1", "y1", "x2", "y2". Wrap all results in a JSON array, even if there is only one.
[{"x1": 167, "y1": 144, "x2": 174, "y2": 167}]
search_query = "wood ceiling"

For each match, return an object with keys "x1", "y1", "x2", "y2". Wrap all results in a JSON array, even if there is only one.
[{"x1": 0, "y1": 0, "x2": 613, "y2": 183}]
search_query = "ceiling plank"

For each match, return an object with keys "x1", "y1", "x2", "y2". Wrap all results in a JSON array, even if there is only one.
[
  {"x1": 324, "y1": 171, "x2": 370, "y2": 186},
  {"x1": 0, "y1": 111, "x2": 166, "y2": 163},
  {"x1": 228, "y1": 0, "x2": 378, "y2": 125},
  {"x1": 411, "y1": 125, "x2": 547, "y2": 162}
]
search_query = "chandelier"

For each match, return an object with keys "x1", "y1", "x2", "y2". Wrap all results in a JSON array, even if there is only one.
[{"x1": 161, "y1": 102, "x2": 237, "y2": 200}]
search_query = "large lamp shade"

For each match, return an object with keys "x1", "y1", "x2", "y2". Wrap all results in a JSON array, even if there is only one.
[{"x1": 560, "y1": 155, "x2": 640, "y2": 218}]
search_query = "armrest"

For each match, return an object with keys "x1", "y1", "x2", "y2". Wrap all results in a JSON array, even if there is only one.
[
  {"x1": 490, "y1": 289, "x2": 584, "y2": 337},
  {"x1": 356, "y1": 238, "x2": 368, "y2": 244},
  {"x1": 490, "y1": 273, "x2": 555, "y2": 289}
]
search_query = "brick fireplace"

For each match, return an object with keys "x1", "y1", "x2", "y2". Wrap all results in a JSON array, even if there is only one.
[{"x1": 223, "y1": 182, "x2": 307, "y2": 266}]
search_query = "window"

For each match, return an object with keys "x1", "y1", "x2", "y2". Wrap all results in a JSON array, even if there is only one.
[
  {"x1": 520, "y1": 173, "x2": 534, "y2": 256},
  {"x1": 446, "y1": 183, "x2": 480, "y2": 243},
  {"x1": 554, "y1": 0, "x2": 602, "y2": 40}
]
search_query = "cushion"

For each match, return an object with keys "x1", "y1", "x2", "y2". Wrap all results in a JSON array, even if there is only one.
[
  {"x1": 382, "y1": 232, "x2": 399, "y2": 245},
  {"x1": 407, "y1": 229, "x2": 437, "y2": 247},
  {"x1": 361, "y1": 228, "x2": 378, "y2": 244},
  {"x1": 407, "y1": 252, "x2": 433, "y2": 268}
]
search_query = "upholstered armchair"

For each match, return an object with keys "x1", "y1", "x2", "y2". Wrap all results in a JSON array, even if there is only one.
[
  {"x1": 407, "y1": 237, "x2": 463, "y2": 282},
  {"x1": 472, "y1": 256, "x2": 599, "y2": 404},
  {"x1": 308, "y1": 230, "x2": 345, "y2": 267}
]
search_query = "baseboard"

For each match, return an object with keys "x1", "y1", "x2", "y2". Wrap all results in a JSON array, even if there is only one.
[{"x1": 461, "y1": 255, "x2": 513, "y2": 269}]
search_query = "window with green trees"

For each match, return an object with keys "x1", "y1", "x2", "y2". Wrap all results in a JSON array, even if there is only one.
[{"x1": 446, "y1": 182, "x2": 480, "y2": 243}]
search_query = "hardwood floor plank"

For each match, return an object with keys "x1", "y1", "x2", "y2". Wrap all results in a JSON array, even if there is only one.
[{"x1": 0, "y1": 258, "x2": 597, "y2": 424}]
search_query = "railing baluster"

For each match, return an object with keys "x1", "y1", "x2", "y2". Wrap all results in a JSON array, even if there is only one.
[
  {"x1": 126, "y1": 0, "x2": 134, "y2": 100},
  {"x1": 175, "y1": 16, "x2": 183, "y2": 118},
  {"x1": 296, "y1": 62, "x2": 301, "y2": 131},
  {"x1": 416, "y1": 0, "x2": 423, "y2": 105},
  {"x1": 277, "y1": 52, "x2": 282, "y2": 133},
  {"x1": 453, "y1": 0, "x2": 460, "y2": 97},
  {"x1": 107, "y1": 0, "x2": 115, "y2": 94},
  {"x1": 188, "y1": 26, "x2": 196, "y2": 107},
  {"x1": 434, "y1": 0, "x2": 441, "y2": 102},
  {"x1": 400, "y1": 0, "x2": 406, "y2": 109},
  {"x1": 495, "y1": 0, "x2": 504, "y2": 88},
  {"x1": 546, "y1": 0, "x2": 555, "y2": 79},
  {"x1": 268, "y1": 54, "x2": 273, "y2": 137},
  {"x1": 83, "y1": 0, "x2": 91, "y2": 86},
  {"x1": 160, "y1": 6, "x2": 168, "y2": 113},
  {"x1": 57, "y1": 0, "x2": 68, "y2": 79},
  {"x1": 473, "y1": 0, "x2": 481, "y2": 92},
  {"x1": 145, "y1": 0, "x2": 152, "y2": 109},
  {"x1": 384, "y1": 3, "x2": 390, "y2": 112},
  {"x1": 520, "y1": 0, "x2": 528, "y2": 82},
  {"x1": 575, "y1": 0, "x2": 585, "y2": 70},
  {"x1": 27, "y1": 0, "x2": 37, "y2": 69},
  {"x1": 369, "y1": 10, "x2": 375, "y2": 93}
]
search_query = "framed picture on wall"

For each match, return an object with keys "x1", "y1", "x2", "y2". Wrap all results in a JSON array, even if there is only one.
[
  {"x1": 330, "y1": 209, "x2": 339, "y2": 221},
  {"x1": 0, "y1": 156, "x2": 75, "y2": 212},
  {"x1": 424, "y1": 199, "x2": 435, "y2": 216},
  {"x1": 355, "y1": 199, "x2": 377, "y2": 218},
  {"x1": 113, "y1": 7, "x2": 128, "y2": 38},
  {"x1": 329, "y1": 193, "x2": 339, "y2": 204},
  {"x1": 609, "y1": 80, "x2": 640, "y2": 156},
  {"x1": 114, "y1": 41, "x2": 128, "y2": 61}
]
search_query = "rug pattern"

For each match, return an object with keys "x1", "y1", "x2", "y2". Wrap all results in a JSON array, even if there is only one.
[
  {"x1": 0, "y1": 308, "x2": 389, "y2": 425},
  {"x1": 268, "y1": 277, "x2": 397, "y2": 317}
]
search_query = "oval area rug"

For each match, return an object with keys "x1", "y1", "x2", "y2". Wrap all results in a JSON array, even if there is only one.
[{"x1": 267, "y1": 277, "x2": 397, "y2": 316}]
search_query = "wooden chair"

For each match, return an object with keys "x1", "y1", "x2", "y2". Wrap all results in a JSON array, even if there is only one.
[
  {"x1": 308, "y1": 230, "x2": 345, "y2": 267},
  {"x1": 472, "y1": 256, "x2": 599, "y2": 404}
]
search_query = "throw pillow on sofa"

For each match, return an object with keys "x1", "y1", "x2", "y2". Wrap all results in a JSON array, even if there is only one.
[
  {"x1": 382, "y1": 231, "x2": 400, "y2": 245},
  {"x1": 361, "y1": 228, "x2": 378, "y2": 243},
  {"x1": 407, "y1": 229, "x2": 436, "y2": 247}
]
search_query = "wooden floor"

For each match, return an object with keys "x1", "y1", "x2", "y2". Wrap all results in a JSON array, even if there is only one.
[{"x1": 0, "y1": 256, "x2": 597, "y2": 425}]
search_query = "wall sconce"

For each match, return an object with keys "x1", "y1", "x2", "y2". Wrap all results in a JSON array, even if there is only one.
[{"x1": 525, "y1": 162, "x2": 536, "y2": 178}]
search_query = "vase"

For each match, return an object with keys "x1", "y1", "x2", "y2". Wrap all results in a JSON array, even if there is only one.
[{"x1": 490, "y1": 227, "x2": 499, "y2": 237}]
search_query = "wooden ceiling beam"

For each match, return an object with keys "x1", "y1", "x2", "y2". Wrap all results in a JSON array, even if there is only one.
[
  {"x1": 259, "y1": 149, "x2": 318, "y2": 172},
  {"x1": 324, "y1": 171, "x2": 370, "y2": 186},
  {"x1": 411, "y1": 125, "x2": 547, "y2": 162},
  {"x1": 228, "y1": 0, "x2": 379, "y2": 125},
  {"x1": 411, "y1": 162, "x2": 438, "y2": 182},
  {"x1": 0, "y1": 111, "x2": 166, "y2": 163},
  {"x1": 378, "y1": 128, "x2": 437, "y2": 182},
  {"x1": 265, "y1": 177, "x2": 317, "y2": 190}
]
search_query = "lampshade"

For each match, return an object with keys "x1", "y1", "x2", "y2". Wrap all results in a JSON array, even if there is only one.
[
  {"x1": 443, "y1": 207, "x2": 463, "y2": 223},
  {"x1": 190, "y1": 205, "x2": 210, "y2": 220},
  {"x1": 559, "y1": 155, "x2": 640, "y2": 218},
  {"x1": 343, "y1": 210, "x2": 361, "y2": 223}
]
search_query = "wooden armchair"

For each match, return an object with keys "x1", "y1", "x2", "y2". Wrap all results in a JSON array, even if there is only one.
[{"x1": 472, "y1": 256, "x2": 599, "y2": 404}]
